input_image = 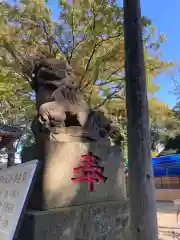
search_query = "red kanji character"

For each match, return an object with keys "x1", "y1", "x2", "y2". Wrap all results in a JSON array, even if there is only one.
[{"x1": 71, "y1": 152, "x2": 107, "y2": 192}]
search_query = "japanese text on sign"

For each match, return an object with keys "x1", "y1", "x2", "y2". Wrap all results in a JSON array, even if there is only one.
[{"x1": 0, "y1": 160, "x2": 38, "y2": 240}]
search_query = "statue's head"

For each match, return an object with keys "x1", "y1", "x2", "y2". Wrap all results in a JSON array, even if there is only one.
[{"x1": 31, "y1": 58, "x2": 74, "y2": 92}]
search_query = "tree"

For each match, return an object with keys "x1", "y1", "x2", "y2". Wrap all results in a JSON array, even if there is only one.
[
  {"x1": 0, "y1": 59, "x2": 35, "y2": 165},
  {"x1": 0, "y1": 0, "x2": 172, "y2": 155},
  {"x1": 156, "y1": 104, "x2": 180, "y2": 156},
  {"x1": 149, "y1": 99, "x2": 180, "y2": 152},
  {"x1": 124, "y1": 0, "x2": 157, "y2": 239},
  {"x1": 0, "y1": 0, "x2": 47, "y2": 162}
]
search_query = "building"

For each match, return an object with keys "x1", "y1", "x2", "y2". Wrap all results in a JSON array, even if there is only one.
[{"x1": 0, "y1": 123, "x2": 21, "y2": 168}]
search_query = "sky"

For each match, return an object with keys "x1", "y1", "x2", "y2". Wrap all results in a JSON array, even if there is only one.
[
  {"x1": 46, "y1": 0, "x2": 180, "y2": 108},
  {"x1": 141, "y1": 0, "x2": 180, "y2": 108}
]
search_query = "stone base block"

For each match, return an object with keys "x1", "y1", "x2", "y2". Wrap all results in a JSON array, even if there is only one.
[
  {"x1": 18, "y1": 200, "x2": 130, "y2": 240},
  {"x1": 24, "y1": 138, "x2": 126, "y2": 210}
]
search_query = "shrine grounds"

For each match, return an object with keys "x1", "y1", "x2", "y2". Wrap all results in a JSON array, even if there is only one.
[{"x1": 157, "y1": 201, "x2": 180, "y2": 239}]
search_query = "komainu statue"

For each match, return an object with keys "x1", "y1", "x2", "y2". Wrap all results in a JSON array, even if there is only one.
[
  {"x1": 20, "y1": 59, "x2": 129, "y2": 240},
  {"x1": 30, "y1": 58, "x2": 110, "y2": 140}
]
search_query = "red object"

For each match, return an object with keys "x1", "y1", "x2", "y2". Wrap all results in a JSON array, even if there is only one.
[{"x1": 71, "y1": 152, "x2": 107, "y2": 192}]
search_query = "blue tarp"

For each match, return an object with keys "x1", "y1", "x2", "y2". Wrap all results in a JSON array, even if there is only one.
[
  {"x1": 126, "y1": 154, "x2": 180, "y2": 177},
  {"x1": 152, "y1": 155, "x2": 180, "y2": 176},
  {"x1": 153, "y1": 164, "x2": 180, "y2": 176},
  {"x1": 152, "y1": 154, "x2": 180, "y2": 166}
]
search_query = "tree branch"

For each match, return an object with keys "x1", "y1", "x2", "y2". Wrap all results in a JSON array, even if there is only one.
[
  {"x1": 87, "y1": 66, "x2": 100, "y2": 104},
  {"x1": 94, "y1": 90, "x2": 118, "y2": 110},
  {"x1": 69, "y1": 9, "x2": 75, "y2": 61},
  {"x1": 2, "y1": 40, "x2": 32, "y2": 84},
  {"x1": 53, "y1": 37, "x2": 70, "y2": 63},
  {"x1": 79, "y1": 34, "x2": 123, "y2": 89},
  {"x1": 98, "y1": 70, "x2": 124, "y2": 86},
  {"x1": 78, "y1": 4, "x2": 97, "y2": 87},
  {"x1": 40, "y1": 18, "x2": 55, "y2": 57}
]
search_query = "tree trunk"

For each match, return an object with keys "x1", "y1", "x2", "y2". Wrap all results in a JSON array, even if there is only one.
[
  {"x1": 123, "y1": 0, "x2": 158, "y2": 239},
  {"x1": 6, "y1": 141, "x2": 16, "y2": 167}
]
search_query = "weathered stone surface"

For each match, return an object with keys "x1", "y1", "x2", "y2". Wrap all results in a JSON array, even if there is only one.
[
  {"x1": 18, "y1": 200, "x2": 130, "y2": 240},
  {"x1": 27, "y1": 131, "x2": 126, "y2": 210}
]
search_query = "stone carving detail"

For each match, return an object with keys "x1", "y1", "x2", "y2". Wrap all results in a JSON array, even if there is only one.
[{"x1": 30, "y1": 58, "x2": 110, "y2": 140}]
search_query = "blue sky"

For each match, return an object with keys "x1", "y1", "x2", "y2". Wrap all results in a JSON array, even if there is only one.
[
  {"x1": 141, "y1": 1, "x2": 180, "y2": 108},
  {"x1": 47, "y1": 0, "x2": 180, "y2": 108}
]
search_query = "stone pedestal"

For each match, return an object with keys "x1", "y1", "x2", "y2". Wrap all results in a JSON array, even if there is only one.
[
  {"x1": 20, "y1": 128, "x2": 130, "y2": 239},
  {"x1": 27, "y1": 128, "x2": 126, "y2": 210},
  {"x1": 18, "y1": 200, "x2": 130, "y2": 240}
]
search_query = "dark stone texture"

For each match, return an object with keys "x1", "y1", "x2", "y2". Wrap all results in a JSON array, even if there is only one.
[{"x1": 18, "y1": 200, "x2": 130, "y2": 240}]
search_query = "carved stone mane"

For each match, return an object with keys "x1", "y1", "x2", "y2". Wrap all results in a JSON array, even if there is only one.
[{"x1": 31, "y1": 58, "x2": 73, "y2": 92}]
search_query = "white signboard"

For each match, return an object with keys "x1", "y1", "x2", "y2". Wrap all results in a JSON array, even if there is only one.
[{"x1": 0, "y1": 160, "x2": 39, "y2": 240}]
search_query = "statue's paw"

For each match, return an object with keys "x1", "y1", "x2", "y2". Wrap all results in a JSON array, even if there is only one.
[
  {"x1": 38, "y1": 115, "x2": 49, "y2": 126},
  {"x1": 50, "y1": 119, "x2": 65, "y2": 128}
]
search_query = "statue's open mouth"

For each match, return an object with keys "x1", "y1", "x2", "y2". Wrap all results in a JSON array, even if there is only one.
[{"x1": 64, "y1": 112, "x2": 82, "y2": 127}]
